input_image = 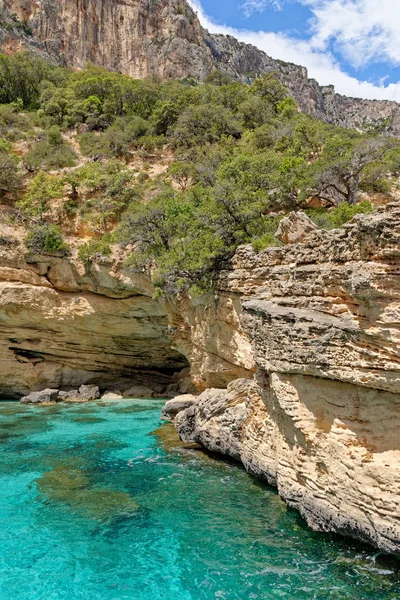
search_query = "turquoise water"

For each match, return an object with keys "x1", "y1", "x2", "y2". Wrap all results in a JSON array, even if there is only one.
[{"x1": 0, "y1": 399, "x2": 398, "y2": 600}]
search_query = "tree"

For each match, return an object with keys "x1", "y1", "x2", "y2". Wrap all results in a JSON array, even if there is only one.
[
  {"x1": 305, "y1": 136, "x2": 392, "y2": 206},
  {"x1": 0, "y1": 52, "x2": 66, "y2": 107},
  {"x1": 152, "y1": 101, "x2": 179, "y2": 135},
  {"x1": 39, "y1": 85, "x2": 77, "y2": 127},
  {"x1": 0, "y1": 151, "x2": 20, "y2": 196},
  {"x1": 204, "y1": 70, "x2": 233, "y2": 86},
  {"x1": 168, "y1": 162, "x2": 194, "y2": 191},
  {"x1": 238, "y1": 96, "x2": 275, "y2": 129},
  {"x1": 250, "y1": 72, "x2": 288, "y2": 111},
  {"x1": 171, "y1": 104, "x2": 242, "y2": 148}
]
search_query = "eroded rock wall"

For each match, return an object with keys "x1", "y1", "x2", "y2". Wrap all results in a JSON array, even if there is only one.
[
  {"x1": 176, "y1": 376, "x2": 400, "y2": 553},
  {"x1": 0, "y1": 226, "x2": 187, "y2": 397},
  {"x1": 175, "y1": 204, "x2": 400, "y2": 553},
  {"x1": 164, "y1": 293, "x2": 255, "y2": 391}
]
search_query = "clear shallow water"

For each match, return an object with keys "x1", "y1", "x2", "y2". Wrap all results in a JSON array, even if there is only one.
[{"x1": 0, "y1": 399, "x2": 399, "y2": 600}]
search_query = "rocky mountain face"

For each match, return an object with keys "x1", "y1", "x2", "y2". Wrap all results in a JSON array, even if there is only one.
[
  {"x1": 2, "y1": 0, "x2": 400, "y2": 134},
  {"x1": 173, "y1": 204, "x2": 400, "y2": 554}
]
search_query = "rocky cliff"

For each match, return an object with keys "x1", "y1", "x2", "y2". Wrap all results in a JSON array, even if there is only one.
[
  {"x1": 1, "y1": 194, "x2": 400, "y2": 551},
  {"x1": 0, "y1": 224, "x2": 188, "y2": 398},
  {"x1": 2, "y1": 0, "x2": 400, "y2": 134},
  {"x1": 174, "y1": 204, "x2": 400, "y2": 554}
]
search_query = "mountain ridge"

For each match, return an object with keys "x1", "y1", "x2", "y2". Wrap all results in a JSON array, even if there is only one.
[{"x1": 1, "y1": 0, "x2": 400, "y2": 134}]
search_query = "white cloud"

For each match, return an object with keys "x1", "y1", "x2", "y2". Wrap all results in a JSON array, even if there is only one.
[
  {"x1": 305, "y1": 0, "x2": 400, "y2": 69},
  {"x1": 242, "y1": 0, "x2": 284, "y2": 16},
  {"x1": 187, "y1": 0, "x2": 400, "y2": 102}
]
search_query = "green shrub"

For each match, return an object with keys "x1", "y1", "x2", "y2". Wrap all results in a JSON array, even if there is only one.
[
  {"x1": 79, "y1": 131, "x2": 112, "y2": 158},
  {"x1": 0, "y1": 150, "x2": 20, "y2": 195},
  {"x1": 137, "y1": 134, "x2": 166, "y2": 152},
  {"x1": 25, "y1": 225, "x2": 68, "y2": 254},
  {"x1": 78, "y1": 240, "x2": 112, "y2": 264},
  {"x1": 18, "y1": 171, "x2": 63, "y2": 217},
  {"x1": 307, "y1": 201, "x2": 374, "y2": 229},
  {"x1": 24, "y1": 134, "x2": 77, "y2": 171}
]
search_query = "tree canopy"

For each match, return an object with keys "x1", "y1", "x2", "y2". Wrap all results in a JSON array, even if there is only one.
[{"x1": 0, "y1": 55, "x2": 398, "y2": 291}]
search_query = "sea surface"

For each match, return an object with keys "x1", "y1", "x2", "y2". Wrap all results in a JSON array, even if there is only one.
[{"x1": 0, "y1": 398, "x2": 398, "y2": 600}]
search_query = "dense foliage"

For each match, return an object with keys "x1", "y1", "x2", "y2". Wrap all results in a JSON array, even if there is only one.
[{"x1": 0, "y1": 53, "x2": 398, "y2": 291}]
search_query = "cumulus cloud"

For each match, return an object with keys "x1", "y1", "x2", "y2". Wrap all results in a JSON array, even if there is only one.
[
  {"x1": 187, "y1": 0, "x2": 400, "y2": 101},
  {"x1": 305, "y1": 0, "x2": 400, "y2": 69}
]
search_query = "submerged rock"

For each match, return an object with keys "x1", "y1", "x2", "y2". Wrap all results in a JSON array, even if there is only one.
[
  {"x1": 161, "y1": 394, "x2": 197, "y2": 421},
  {"x1": 20, "y1": 389, "x2": 59, "y2": 404},
  {"x1": 37, "y1": 463, "x2": 139, "y2": 521}
]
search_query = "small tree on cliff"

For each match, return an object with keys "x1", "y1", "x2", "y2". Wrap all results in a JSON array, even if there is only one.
[{"x1": 304, "y1": 136, "x2": 394, "y2": 206}]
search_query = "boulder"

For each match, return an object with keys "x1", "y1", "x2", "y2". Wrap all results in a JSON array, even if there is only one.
[
  {"x1": 101, "y1": 392, "x2": 123, "y2": 400},
  {"x1": 58, "y1": 390, "x2": 79, "y2": 401},
  {"x1": 21, "y1": 388, "x2": 59, "y2": 404},
  {"x1": 78, "y1": 385, "x2": 100, "y2": 401},
  {"x1": 275, "y1": 211, "x2": 319, "y2": 244},
  {"x1": 123, "y1": 385, "x2": 154, "y2": 398},
  {"x1": 60, "y1": 385, "x2": 100, "y2": 403},
  {"x1": 161, "y1": 394, "x2": 197, "y2": 421}
]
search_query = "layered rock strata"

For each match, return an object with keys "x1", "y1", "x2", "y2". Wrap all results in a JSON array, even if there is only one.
[
  {"x1": 0, "y1": 226, "x2": 188, "y2": 398},
  {"x1": 175, "y1": 204, "x2": 400, "y2": 553},
  {"x1": 2, "y1": 0, "x2": 400, "y2": 134}
]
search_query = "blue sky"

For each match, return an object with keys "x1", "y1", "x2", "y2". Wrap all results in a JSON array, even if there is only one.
[{"x1": 187, "y1": 0, "x2": 400, "y2": 101}]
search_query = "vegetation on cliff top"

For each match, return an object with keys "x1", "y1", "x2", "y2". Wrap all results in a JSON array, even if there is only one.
[{"x1": 0, "y1": 53, "x2": 399, "y2": 291}]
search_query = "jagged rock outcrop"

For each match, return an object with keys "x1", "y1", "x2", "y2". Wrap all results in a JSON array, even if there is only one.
[
  {"x1": 2, "y1": 0, "x2": 400, "y2": 134},
  {"x1": 0, "y1": 225, "x2": 188, "y2": 398},
  {"x1": 275, "y1": 211, "x2": 319, "y2": 244},
  {"x1": 161, "y1": 393, "x2": 196, "y2": 421},
  {"x1": 175, "y1": 203, "x2": 400, "y2": 553},
  {"x1": 176, "y1": 376, "x2": 400, "y2": 554},
  {"x1": 20, "y1": 387, "x2": 59, "y2": 404}
]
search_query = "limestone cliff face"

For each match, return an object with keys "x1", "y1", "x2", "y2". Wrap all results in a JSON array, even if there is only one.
[
  {"x1": 2, "y1": 0, "x2": 212, "y2": 79},
  {"x1": 2, "y1": 0, "x2": 400, "y2": 134},
  {"x1": 0, "y1": 226, "x2": 187, "y2": 397},
  {"x1": 175, "y1": 204, "x2": 400, "y2": 553},
  {"x1": 164, "y1": 293, "x2": 255, "y2": 391}
]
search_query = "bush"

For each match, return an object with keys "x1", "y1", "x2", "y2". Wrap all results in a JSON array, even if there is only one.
[
  {"x1": 171, "y1": 104, "x2": 242, "y2": 148},
  {"x1": 307, "y1": 201, "x2": 374, "y2": 229},
  {"x1": 25, "y1": 225, "x2": 68, "y2": 254},
  {"x1": 18, "y1": 171, "x2": 63, "y2": 217},
  {"x1": 79, "y1": 131, "x2": 112, "y2": 158},
  {"x1": 78, "y1": 240, "x2": 112, "y2": 264},
  {"x1": 0, "y1": 150, "x2": 20, "y2": 195},
  {"x1": 24, "y1": 133, "x2": 77, "y2": 171},
  {"x1": 0, "y1": 104, "x2": 33, "y2": 141}
]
